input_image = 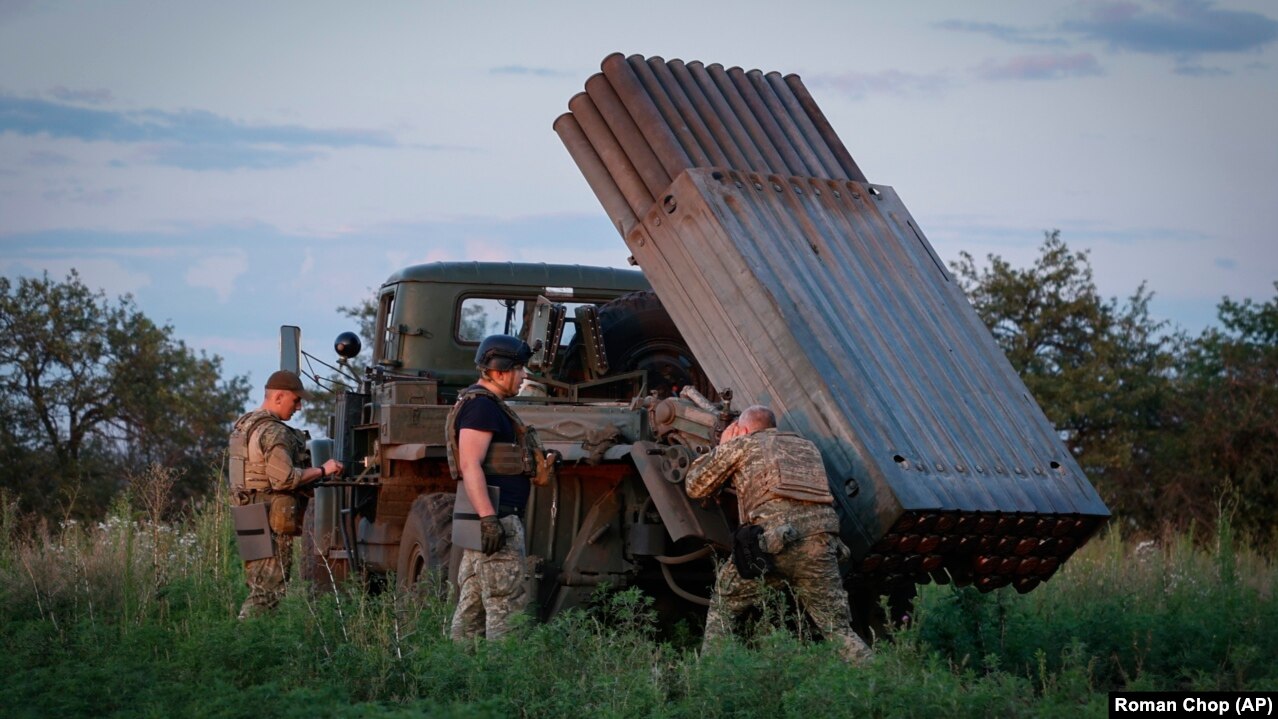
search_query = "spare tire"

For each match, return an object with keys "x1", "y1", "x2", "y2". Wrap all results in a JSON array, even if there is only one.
[{"x1": 563, "y1": 290, "x2": 714, "y2": 400}]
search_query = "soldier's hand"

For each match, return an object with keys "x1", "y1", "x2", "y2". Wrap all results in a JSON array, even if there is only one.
[
  {"x1": 720, "y1": 421, "x2": 747, "y2": 442},
  {"x1": 480, "y1": 515, "x2": 505, "y2": 555},
  {"x1": 323, "y1": 459, "x2": 343, "y2": 477}
]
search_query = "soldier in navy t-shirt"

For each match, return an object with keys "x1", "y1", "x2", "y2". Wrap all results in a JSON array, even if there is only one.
[
  {"x1": 453, "y1": 387, "x2": 530, "y2": 512},
  {"x1": 446, "y1": 334, "x2": 553, "y2": 641}
]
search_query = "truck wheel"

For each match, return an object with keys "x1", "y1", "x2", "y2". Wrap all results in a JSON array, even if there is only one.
[
  {"x1": 301, "y1": 500, "x2": 348, "y2": 592},
  {"x1": 567, "y1": 290, "x2": 714, "y2": 399},
  {"x1": 397, "y1": 492, "x2": 455, "y2": 596}
]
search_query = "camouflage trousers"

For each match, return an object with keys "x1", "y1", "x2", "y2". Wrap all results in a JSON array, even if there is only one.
[
  {"x1": 238, "y1": 532, "x2": 293, "y2": 620},
  {"x1": 450, "y1": 515, "x2": 528, "y2": 642},
  {"x1": 704, "y1": 532, "x2": 872, "y2": 664}
]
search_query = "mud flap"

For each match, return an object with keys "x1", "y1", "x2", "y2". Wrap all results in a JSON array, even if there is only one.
[
  {"x1": 630, "y1": 441, "x2": 731, "y2": 547},
  {"x1": 232, "y1": 503, "x2": 274, "y2": 561}
]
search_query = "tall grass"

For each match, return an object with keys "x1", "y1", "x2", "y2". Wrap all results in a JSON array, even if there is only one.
[{"x1": 1, "y1": 473, "x2": 1274, "y2": 718}]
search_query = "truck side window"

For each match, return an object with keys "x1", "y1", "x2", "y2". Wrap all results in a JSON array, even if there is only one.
[{"x1": 375, "y1": 290, "x2": 398, "y2": 365}]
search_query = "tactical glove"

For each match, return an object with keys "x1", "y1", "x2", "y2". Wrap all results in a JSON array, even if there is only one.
[{"x1": 480, "y1": 515, "x2": 505, "y2": 555}]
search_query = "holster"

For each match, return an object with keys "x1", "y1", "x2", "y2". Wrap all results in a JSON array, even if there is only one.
[
  {"x1": 452, "y1": 485, "x2": 501, "y2": 552},
  {"x1": 533, "y1": 448, "x2": 559, "y2": 488},
  {"x1": 232, "y1": 503, "x2": 274, "y2": 561},
  {"x1": 268, "y1": 493, "x2": 307, "y2": 536},
  {"x1": 759, "y1": 523, "x2": 800, "y2": 554},
  {"x1": 732, "y1": 524, "x2": 775, "y2": 579}
]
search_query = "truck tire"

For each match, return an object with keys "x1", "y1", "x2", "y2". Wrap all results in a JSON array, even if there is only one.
[
  {"x1": 565, "y1": 290, "x2": 714, "y2": 399},
  {"x1": 397, "y1": 492, "x2": 455, "y2": 596},
  {"x1": 301, "y1": 500, "x2": 349, "y2": 592}
]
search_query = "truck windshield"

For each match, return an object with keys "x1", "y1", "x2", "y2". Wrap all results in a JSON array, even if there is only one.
[{"x1": 456, "y1": 296, "x2": 595, "y2": 346}]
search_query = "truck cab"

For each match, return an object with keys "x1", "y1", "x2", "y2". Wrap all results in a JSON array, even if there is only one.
[{"x1": 306, "y1": 261, "x2": 730, "y2": 618}]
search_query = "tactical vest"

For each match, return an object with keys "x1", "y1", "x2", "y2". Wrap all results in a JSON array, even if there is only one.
[
  {"x1": 738, "y1": 431, "x2": 835, "y2": 521},
  {"x1": 228, "y1": 410, "x2": 310, "y2": 496},
  {"x1": 444, "y1": 385, "x2": 542, "y2": 480}
]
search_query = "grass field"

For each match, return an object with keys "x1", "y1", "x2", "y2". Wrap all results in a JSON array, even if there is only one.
[{"x1": 2, "y1": 485, "x2": 1274, "y2": 718}]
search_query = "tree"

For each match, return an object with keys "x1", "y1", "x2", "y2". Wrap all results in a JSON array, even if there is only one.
[
  {"x1": 950, "y1": 231, "x2": 1177, "y2": 529},
  {"x1": 1166, "y1": 285, "x2": 1278, "y2": 544},
  {"x1": 0, "y1": 271, "x2": 250, "y2": 519}
]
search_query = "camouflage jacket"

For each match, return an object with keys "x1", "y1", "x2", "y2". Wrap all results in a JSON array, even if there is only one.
[{"x1": 686, "y1": 429, "x2": 838, "y2": 537}]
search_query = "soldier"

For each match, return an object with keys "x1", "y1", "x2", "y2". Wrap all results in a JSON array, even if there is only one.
[
  {"x1": 445, "y1": 334, "x2": 556, "y2": 641},
  {"x1": 685, "y1": 405, "x2": 872, "y2": 664},
  {"x1": 229, "y1": 370, "x2": 343, "y2": 619}
]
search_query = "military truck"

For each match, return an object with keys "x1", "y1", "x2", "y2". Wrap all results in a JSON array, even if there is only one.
[
  {"x1": 298, "y1": 261, "x2": 735, "y2": 617},
  {"x1": 293, "y1": 53, "x2": 1110, "y2": 630}
]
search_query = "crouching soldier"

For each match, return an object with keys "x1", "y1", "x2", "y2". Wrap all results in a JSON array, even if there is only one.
[
  {"x1": 229, "y1": 370, "x2": 342, "y2": 619},
  {"x1": 445, "y1": 334, "x2": 557, "y2": 641},
  {"x1": 685, "y1": 405, "x2": 872, "y2": 664}
]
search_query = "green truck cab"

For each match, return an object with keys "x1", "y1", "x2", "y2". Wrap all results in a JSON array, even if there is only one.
[{"x1": 304, "y1": 261, "x2": 731, "y2": 619}]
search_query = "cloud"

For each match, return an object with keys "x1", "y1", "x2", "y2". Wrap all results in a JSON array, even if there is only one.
[
  {"x1": 1063, "y1": 0, "x2": 1278, "y2": 56},
  {"x1": 184, "y1": 250, "x2": 248, "y2": 303},
  {"x1": 1214, "y1": 257, "x2": 1238, "y2": 270},
  {"x1": 49, "y1": 86, "x2": 113, "y2": 105},
  {"x1": 1173, "y1": 63, "x2": 1230, "y2": 76},
  {"x1": 489, "y1": 65, "x2": 572, "y2": 78},
  {"x1": 41, "y1": 184, "x2": 130, "y2": 206},
  {"x1": 0, "y1": 0, "x2": 36, "y2": 24},
  {"x1": 0, "y1": 95, "x2": 392, "y2": 146},
  {"x1": 24, "y1": 149, "x2": 72, "y2": 167},
  {"x1": 0, "y1": 94, "x2": 397, "y2": 171},
  {"x1": 0, "y1": 257, "x2": 151, "y2": 297},
  {"x1": 974, "y1": 53, "x2": 1104, "y2": 81},
  {"x1": 806, "y1": 69, "x2": 951, "y2": 100},
  {"x1": 934, "y1": 19, "x2": 1069, "y2": 47},
  {"x1": 137, "y1": 143, "x2": 324, "y2": 171}
]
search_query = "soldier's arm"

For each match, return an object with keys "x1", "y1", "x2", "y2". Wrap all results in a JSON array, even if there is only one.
[
  {"x1": 262, "y1": 442, "x2": 319, "y2": 492},
  {"x1": 684, "y1": 439, "x2": 747, "y2": 500},
  {"x1": 259, "y1": 425, "x2": 324, "y2": 492},
  {"x1": 458, "y1": 428, "x2": 498, "y2": 517}
]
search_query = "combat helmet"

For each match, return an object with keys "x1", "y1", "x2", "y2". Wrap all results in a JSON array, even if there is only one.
[{"x1": 475, "y1": 334, "x2": 533, "y2": 371}]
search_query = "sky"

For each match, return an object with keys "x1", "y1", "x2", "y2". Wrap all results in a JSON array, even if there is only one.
[{"x1": 2, "y1": 0, "x2": 1276, "y2": 408}]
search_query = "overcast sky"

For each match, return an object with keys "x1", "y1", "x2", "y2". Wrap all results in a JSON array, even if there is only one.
[{"x1": 2, "y1": 0, "x2": 1276, "y2": 404}]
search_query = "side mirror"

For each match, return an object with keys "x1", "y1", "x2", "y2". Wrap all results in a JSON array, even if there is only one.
[{"x1": 279, "y1": 326, "x2": 302, "y2": 374}]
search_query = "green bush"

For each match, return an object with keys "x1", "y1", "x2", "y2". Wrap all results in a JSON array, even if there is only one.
[{"x1": 1, "y1": 489, "x2": 1274, "y2": 718}]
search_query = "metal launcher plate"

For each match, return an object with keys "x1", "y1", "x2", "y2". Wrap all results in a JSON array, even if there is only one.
[{"x1": 556, "y1": 53, "x2": 1110, "y2": 594}]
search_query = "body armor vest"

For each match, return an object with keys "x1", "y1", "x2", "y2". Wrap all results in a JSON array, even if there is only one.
[
  {"x1": 738, "y1": 431, "x2": 835, "y2": 521},
  {"x1": 228, "y1": 410, "x2": 310, "y2": 496},
  {"x1": 445, "y1": 385, "x2": 542, "y2": 480}
]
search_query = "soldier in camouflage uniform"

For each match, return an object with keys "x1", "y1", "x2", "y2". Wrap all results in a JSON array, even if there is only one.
[
  {"x1": 447, "y1": 335, "x2": 556, "y2": 642},
  {"x1": 231, "y1": 370, "x2": 343, "y2": 619},
  {"x1": 686, "y1": 405, "x2": 872, "y2": 664}
]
